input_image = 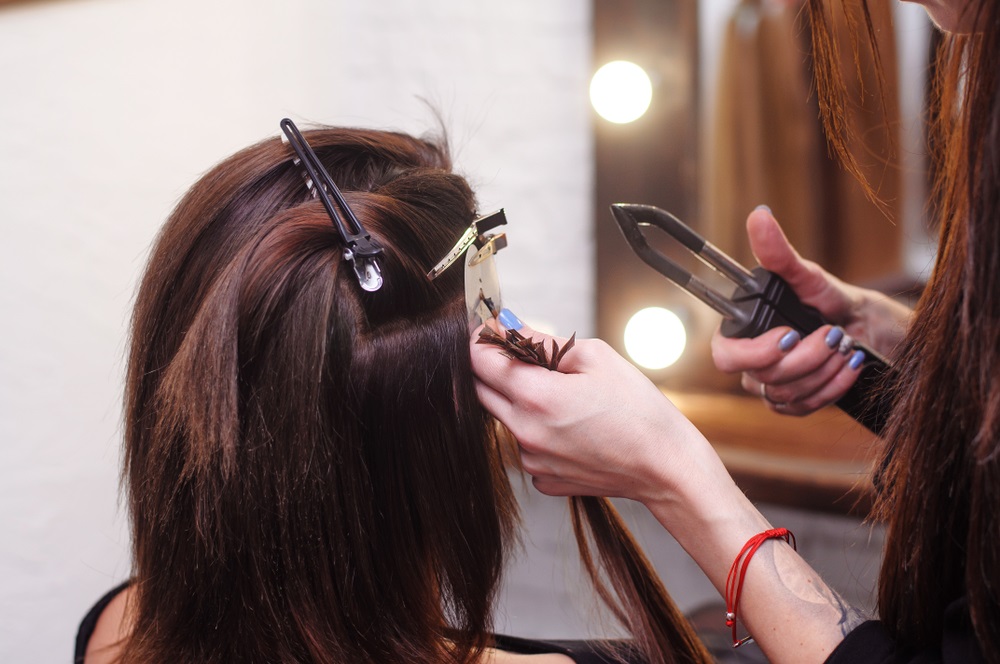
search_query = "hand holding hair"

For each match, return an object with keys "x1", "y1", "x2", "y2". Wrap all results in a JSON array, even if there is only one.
[
  {"x1": 472, "y1": 315, "x2": 714, "y2": 505},
  {"x1": 711, "y1": 206, "x2": 912, "y2": 415},
  {"x1": 471, "y1": 314, "x2": 869, "y2": 664},
  {"x1": 476, "y1": 312, "x2": 716, "y2": 663}
]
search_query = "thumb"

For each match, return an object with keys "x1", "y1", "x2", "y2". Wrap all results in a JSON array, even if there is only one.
[
  {"x1": 472, "y1": 309, "x2": 575, "y2": 372},
  {"x1": 746, "y1": 207, "x2": 829, "y2": 302},
  {"x1": 477, "y1": 309, "x2": 577, "y2": 370},
  {"x1": 470, "y1": 310, "x2": 577, "y2": 405},
  {"x1": 747, "y1": 206, "x2": 802, "y2": 275}
]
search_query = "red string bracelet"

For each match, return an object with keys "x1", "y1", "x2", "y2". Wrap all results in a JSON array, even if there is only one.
[{"x1": 724, "y1": 527, "x2": 797, "y2": 648}]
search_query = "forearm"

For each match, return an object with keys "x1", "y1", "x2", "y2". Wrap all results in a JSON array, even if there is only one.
[
  {"x1": 472, "y1": 326, "x2": 872, "y2": 663},
  {"x1": 642, "y1": 451, "x2": 866, "y2": 664}
]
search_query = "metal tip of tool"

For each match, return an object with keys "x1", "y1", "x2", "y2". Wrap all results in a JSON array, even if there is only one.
[
  {"x1": 610, "y1": 203, "x2": 631, "y2": 225},
  {"x1": 611, "y1": 202, "x2": 654, "y2": 219},
  {"x1": 611, "y1": 203, "x2": 665, "y2": 235},
  {"x1": 610, "y1": 202, "x2": 761, "y2": 308}
]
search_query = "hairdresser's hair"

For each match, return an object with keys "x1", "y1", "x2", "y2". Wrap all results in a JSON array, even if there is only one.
[
  {"x1": 808, "y1": 0, "x2": 1000, "y2": 657},
  {"x1": 122, "y1": 125, "x2": 710, "y2": 663}
]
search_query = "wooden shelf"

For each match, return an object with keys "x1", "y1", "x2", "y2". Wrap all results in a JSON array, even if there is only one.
[{"x1": 664, "y1": 390, "x2": 881, "y2": 516}]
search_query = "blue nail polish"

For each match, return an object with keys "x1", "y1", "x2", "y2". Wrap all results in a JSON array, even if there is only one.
[
  {"x1": 849, "y1": 350, "x2": 865, "y2": 370},
  {"x1": 755, "y1": 204, "x2": 773, "y2": 214},
  {"x1": 825, "y1": 327, "x2": 844, "y2": 349},
  {"x1": 778, "y1": 330, "x2": 800, "y2": 352},
  {"x1": 498, "y1": 308, "x2": 524, "y2": 331}
]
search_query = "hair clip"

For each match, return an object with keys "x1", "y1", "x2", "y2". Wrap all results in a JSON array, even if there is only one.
[
  {"x1": 279, "y1": 118, "x2": 384, "y2": 292},
  {"x1": 426, "y1": 209, "x2": 508, "y2": 281},
  {"x1": 425, "y1": 209, "x2": 508, "y2": 325}
]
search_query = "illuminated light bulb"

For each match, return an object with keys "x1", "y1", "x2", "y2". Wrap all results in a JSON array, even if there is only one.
[
  {"x1": 624, "y1": 307, "x2": 687, "y2": 370},
  {"x1": 590, "y1": 60, "x2": 653, "y2": 124}
]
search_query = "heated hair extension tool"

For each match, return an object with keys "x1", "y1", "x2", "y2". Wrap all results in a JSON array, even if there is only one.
[{"x1": 610, "y1": 203, "x2": 894, "y2": 435}]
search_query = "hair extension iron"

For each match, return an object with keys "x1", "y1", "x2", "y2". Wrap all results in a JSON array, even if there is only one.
[{"x1": 610, "y1": 203, "x2": 894, "y2": 435}]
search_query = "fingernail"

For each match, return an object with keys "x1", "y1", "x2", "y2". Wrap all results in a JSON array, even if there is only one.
[
  {"x1": 825, "y1": 326, "x2": 844, "y2": 349},
  {"x1": 498, "y1": 308, "x2": 523, "y2": 331},
  {"x1": 778, "y1": 330, "x2": 800, "y2": 352},
  {"x1": 849, "y1": 349, "x2": 865, "y2": 370},
  {"x1": 755, "y1": 204, "x2": 773, "y2": 214}
]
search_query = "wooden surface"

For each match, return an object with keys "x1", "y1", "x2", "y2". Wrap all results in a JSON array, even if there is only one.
[{"x1": 665, "y1": 390, "x2": 881, "y2": 516}]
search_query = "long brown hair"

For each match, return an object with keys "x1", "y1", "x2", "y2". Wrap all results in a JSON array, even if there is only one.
[
  {"x1": 122, "y1": 125, "x2": 710, "y2": 663},
  {"x1": 809, "y1": 0, "x2": 1000, "y2": 657}
]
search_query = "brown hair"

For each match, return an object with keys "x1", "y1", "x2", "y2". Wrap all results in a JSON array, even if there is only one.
[
  {"x1": 122, "y1": 125, "x2": 710, "y2": 663},
  {"x1": 808, "y1": 0, "x2": 1000, "y2": 657}
]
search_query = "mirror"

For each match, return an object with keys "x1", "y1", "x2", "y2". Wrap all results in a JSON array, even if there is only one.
[
  {"x1": 596, "y1": 0, "x2": 934, "y2": 390},
  {"x1": 593, "y1": 0, "x2": 935, "y2": 512}
]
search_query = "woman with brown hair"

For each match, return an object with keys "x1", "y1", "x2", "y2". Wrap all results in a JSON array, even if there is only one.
[
  {"x1": 76, "y1": 121, "x2": 712, "y2": 664},
  {"x1": 473, "y1": 0, "x2": 995, "y2": 662}
]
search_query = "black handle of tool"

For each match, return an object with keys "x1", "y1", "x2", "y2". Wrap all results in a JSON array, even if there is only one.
[{"x1": 719, "y1": 267, "x2": 893, "y2": 435}]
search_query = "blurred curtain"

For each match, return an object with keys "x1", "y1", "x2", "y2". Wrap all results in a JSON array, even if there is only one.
[{"x1": 705, "y1": 0, "x2": 901, "y2": 285}]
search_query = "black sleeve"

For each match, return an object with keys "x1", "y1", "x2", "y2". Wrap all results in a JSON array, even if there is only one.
[
  {"x1": 825, "y1": 599, "x2": 985, "y2": 664},
  {"x1": 824, "y1": 622, "x2": 902, "y2": 664}
]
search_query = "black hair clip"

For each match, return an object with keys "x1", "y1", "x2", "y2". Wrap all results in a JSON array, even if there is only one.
[{"x1": 280, "y1": 118, "x2": 384, "y2": 292}]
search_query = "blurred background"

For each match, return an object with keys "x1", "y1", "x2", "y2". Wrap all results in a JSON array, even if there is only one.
[{"x1": 0, "y1": 0, "x2": 935, "y2": 661}]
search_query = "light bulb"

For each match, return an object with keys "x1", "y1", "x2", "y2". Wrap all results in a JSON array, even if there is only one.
[
  {"x1": 624, "y1": 307, "x2": 686, "y2": 370},
  {"x1": 590, "y1": 60, "x2": 653, "y2": 124}
]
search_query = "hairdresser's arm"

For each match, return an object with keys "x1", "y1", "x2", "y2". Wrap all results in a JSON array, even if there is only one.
[
  {"x1": 714, "y1": 207, "x2": 912, "y2": 415},
  {"x1": 473, "y1": 333, "x2": 867, "y2": 664}
]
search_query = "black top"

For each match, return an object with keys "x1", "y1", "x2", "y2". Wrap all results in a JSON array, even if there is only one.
[
  {"x1": 825, "y1": 598, "x2": 985, "y2": 664},
  {"x1": 491, "y1": 634, "x2": 637, "y2": 663},
  {"x1": 75, "y1": 582, "x2": 635, "y2": 664}
]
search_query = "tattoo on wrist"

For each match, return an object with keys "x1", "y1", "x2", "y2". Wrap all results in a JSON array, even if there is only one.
[
  {"x1": 769, "y1": 546, "x2": 869, "y2": 637},
  {"x1": 816, "y1": 581, "x2": 868, "y2": 636},
  {"x1": 831, "y1": 590, "x2": 867, "y2": 636}
]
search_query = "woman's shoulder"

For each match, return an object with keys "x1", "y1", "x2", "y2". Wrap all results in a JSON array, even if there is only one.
[
  {"x1": 75, "y1": 581, "x2": 133, "y2": 664},
  {"x1": 491, "y1": 634, "x2": 637, "y2": 664},
  {"x1": 487, "y1": 648, "x2": 575, "y2": 664},
  {"x1": 74, "y1": 584, "x2": 626, "y2": 664}
]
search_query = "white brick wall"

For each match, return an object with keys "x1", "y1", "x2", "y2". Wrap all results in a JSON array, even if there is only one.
[{"x1": 0, "y1": 1, "x2": 592, "y2": 660}]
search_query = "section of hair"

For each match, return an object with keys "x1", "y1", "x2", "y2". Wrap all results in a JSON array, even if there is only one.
[
  {"x1": 571, "y1": 497, "x2": 712, "y2": 664},
  {"x1": 123, "y1": 127, "x2": 516, "y2": 663},
  {"x1": 810, "y1": 0, "x2": 1000, "y2": 656},
  {"x1": 806, "y1": 0, "x2": 893, "y2": 214},
  {"x1": 122, "y1": 124, "x2": 711, "y2": 664},
  {"x1": 875, "y1": 1, "x2": 1000, "y2": 655}
]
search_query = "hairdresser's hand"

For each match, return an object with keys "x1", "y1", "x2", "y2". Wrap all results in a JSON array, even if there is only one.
[
  {"x1": 471, "y1": 315, "x2": 722, "y2": 505},
  {"x1": 473, "y1": 315, "x2": 867, "y2": 664},
  {"x1": 712, "y1": 206, "x2": 911, "y2": 415}
]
